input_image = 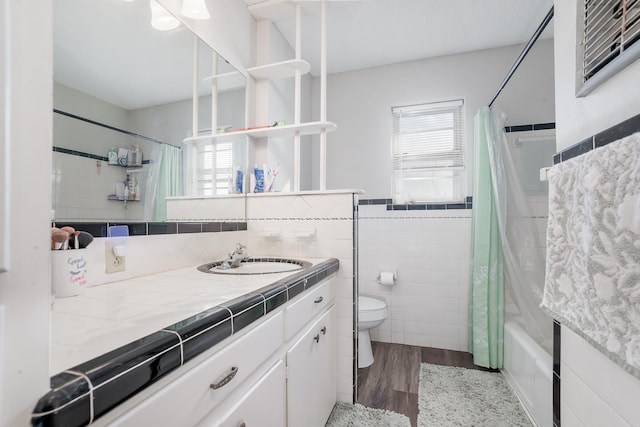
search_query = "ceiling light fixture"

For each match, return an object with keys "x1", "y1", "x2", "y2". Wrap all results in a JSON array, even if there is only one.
[
  {"x1": 180, "y1": 0, "x2": 210, "y2": 20},
  {"x1": 149, "y1": 0, "x2": 180, "y2": 31}
]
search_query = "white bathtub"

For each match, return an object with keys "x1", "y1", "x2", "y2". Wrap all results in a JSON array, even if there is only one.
[{"x1": 502, "y1": 317, "x2": 553, "y2": 427}]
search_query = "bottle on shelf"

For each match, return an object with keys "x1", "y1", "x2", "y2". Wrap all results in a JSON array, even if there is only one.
[
  {"x1": 129, "y1": 174, "x2": 136, "y2": 200},
  {"x1": 134, "y1": 181, "x2": 140, "y2": 200},
  {"x1": 128, "y1": 145, "x2": 142, "y2": 167},
  {"x1": 108, "y1": 147, "x2": 117, "y2": 165},
  {"x1": 123, "y1": 174, "x2": 130, "y2": 200}
]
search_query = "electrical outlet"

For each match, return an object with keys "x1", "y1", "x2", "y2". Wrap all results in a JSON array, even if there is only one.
[{"x1": 105, "y1": 247, "x2": 126, "y2": 273}]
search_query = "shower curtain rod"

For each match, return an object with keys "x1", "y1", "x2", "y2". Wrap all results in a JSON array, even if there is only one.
[{"x1": 488, "y1": 6, "x2": 554, "y2": 108}]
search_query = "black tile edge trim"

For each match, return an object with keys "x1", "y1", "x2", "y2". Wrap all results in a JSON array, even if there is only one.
[
  {"x1": 504, "y1": 122, "x2": 555, "y2": 133},
  {"x1": 553, "y1": 320, "x2": 561, "y2": 377},
  {"x1": 53, "y1": 146, "x2": 108, "y2": 162},
  {"x1": 70, "y1": 331, "x2": 181, "y2": 387},
  {"x1": 594, "y1": 112, "x2": 640, "y2": 148},
  {"x1": 360, "y1": 197, "x2": 473, "y2": 210},
  {"x1": 560, "y1": 137, "x2": 593, "y2": 162},
  {"x1": 553, "y1": 320, "x2": 561, "y2": 427},
  {"x1": 33, "y1": 258, "x2": 340, "y2": 427},
  {"x1": 358, "y1": 198, "x2": 392, "y2": 205},
  {"x1": 51, "y1": 221, "x2": 248, "y2": 237},
  {"x1": 553, "y1": 112, "x2": 640, "y2": 164},
  {"x1": 53, "y1": 109, "x2": 179, "y2": 148},
  {"x1": 553, "y1": 374, "x2": 561, "y2": 427},
  {"x1": 31, "y1": 372, "x2": 91, "y2": 427},
  {"x1": 223, "y1": 294, "x2": 266, "y2": 333},
  {"x1": 177, "y1": 222, "x2": 203, "y2": 234}
]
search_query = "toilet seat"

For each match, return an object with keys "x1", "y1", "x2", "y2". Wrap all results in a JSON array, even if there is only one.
[
  {"x1": 359, "y1": 296, "x2": 387, "y2": 323},
  {"x1": 359, "y1": 296, "x2": 386, "y2": 311}
]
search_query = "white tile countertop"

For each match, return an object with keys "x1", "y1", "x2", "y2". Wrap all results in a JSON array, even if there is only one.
[{"x1": 50, "y1": 257, "x2": 329, "y2": 375}]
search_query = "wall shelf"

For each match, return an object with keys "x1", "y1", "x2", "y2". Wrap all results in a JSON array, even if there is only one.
[
  {"x1": 184, "y1": 121, "x2": 336, "y2": 144},
  {"x1": 247, "y1": 121, "x2": 336, "y2": 139},
  {"x1": 203, "y1": 71, "x2": 247, "y2": 91},
  {"x1": 247, "y1": 60, "x2": 311, "y2": 80},
  {"x1": 183, "y1": 130, "x2": 247, "y2": 144},
  {"x1": 107, "y1": 197, "x2": 140, "y2": 202}
]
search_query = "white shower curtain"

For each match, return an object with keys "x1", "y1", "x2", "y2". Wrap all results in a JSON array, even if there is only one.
[{"x1": 474, "y1": 107, "x2": 553, "y2": 354}]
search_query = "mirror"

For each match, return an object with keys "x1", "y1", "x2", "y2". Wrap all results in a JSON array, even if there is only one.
[{"x1": 52, "y1": 0, "x2": 247, "y2": 222}]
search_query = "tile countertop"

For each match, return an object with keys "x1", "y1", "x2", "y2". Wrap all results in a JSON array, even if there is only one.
[{"x1": 50, "y1": 257, "x2": 331, "y2": 375}]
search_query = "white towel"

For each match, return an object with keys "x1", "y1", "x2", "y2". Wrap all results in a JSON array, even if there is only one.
[{"x1": 542, "y1": 132, "x2": 640, "y2": 379}]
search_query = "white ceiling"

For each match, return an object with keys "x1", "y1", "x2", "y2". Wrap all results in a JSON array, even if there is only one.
[
  {"x1": 54, "y1": 0, "x2": 553, "y2": 110},
  {"x1": 268, "y1": 0, "x2": 554, "y2": 76}
]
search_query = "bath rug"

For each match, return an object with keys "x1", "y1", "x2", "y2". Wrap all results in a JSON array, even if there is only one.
[
  {"x1": 418, "y1": 363, "x2": 531, "y2": 426},
  {"x1": 325, "y1": 402, "x2": 411, "y2": 427},
  {"x1": 542, "y1": 132, "x2": 640, "y2": 379}
]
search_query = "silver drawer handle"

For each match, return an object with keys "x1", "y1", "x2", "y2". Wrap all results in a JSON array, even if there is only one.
[
  {"x1": 210, "y1": 366, "x2": 238, "y2": 390},
  {"x1": 313, "y1": 334, "x2": 320, "y2": 343},
  {"x1": 321, "y1": 326, "x2": 327, "y2": 335},
  {"x1": 314, "y1": 296, "x2": 324, "y2": 304}
]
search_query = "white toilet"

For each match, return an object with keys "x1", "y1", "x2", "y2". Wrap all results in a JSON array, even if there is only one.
[{"x1": 358, "y1": 296, "x2": 388, "y2": 368}]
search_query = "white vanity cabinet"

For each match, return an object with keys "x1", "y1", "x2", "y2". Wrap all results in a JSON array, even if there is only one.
[
  {"x1": 286, "y1": 306, "x2": 336, "y2": 427},
  {"x1": 100, "y1": 277, "x2": 337, "y2": 427},
  {"x1": 198, "y1": 361, "x2": 286, "y2": 427},
  {"x1": 107, "y1": 312, "x2": 284, "y2": 427}
]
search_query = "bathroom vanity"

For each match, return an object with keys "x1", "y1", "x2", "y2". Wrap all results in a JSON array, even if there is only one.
[{"x1": 32, "y1": 257, "x2": 339, "y2": 427}]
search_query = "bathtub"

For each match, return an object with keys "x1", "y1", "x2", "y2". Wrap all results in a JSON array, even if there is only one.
[{"x1": 502, "y1": 317, "x2": 553, "y2": 427}]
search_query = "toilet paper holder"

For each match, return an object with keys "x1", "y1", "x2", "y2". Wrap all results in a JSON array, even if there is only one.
[{"x1": 377, "y1": 270, "x2": 397, "y2": 286}]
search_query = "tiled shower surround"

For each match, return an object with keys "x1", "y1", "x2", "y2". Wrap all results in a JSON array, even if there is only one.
[{"x1": 358, "y1": 202, "x2": 472, "y2": 351}]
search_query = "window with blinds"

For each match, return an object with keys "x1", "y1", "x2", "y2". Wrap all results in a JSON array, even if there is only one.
[
  {"x1": 392, "y1": 100, "x2": 464, "y2": 203},
  {"x1": 578, "y1": 0, "x2": 640, "y2": 96},
  {"x1": 196, "y1": 142, "x2": 233, "y2": 195}
]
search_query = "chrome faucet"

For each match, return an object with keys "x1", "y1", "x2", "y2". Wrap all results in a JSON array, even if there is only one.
[{"x1": 223, "y1": 243, "x2": 249, "y2": 268}]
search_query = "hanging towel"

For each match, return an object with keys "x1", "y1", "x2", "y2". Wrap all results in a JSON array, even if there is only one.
[{"x1": 542, "y1": 132, "x2": 640, "y2": 379}]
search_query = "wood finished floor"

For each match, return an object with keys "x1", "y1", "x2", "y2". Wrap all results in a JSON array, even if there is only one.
[{"x1": 356, "y1": 341, "x2": 495, "y2": 427}]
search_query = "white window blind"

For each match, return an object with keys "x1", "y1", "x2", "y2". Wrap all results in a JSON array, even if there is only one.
[
  {"x1": 578, "y1": 0, "x2": 640, "y2": 96},
  {"x1": 196, "y1": 142, "x2": 233, "y2": 195},
  {"x1": 392, "y1": 100, "x2": 464, "y2": 203}
]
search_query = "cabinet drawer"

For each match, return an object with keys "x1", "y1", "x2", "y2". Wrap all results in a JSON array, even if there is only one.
[
  {"x1": 199, "y1": 360, "x2": 286, "y2": 427},
  {"x1": 111, "y1": 312, "x2": 284, "y2": 427},
  {"x1": 284, "y1": 279, "x2": 334, "y2": 341}
]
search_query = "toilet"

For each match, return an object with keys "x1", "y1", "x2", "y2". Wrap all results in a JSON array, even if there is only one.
[{"x1": 358, "y1": 296, "x2": 388, "y2": 368}]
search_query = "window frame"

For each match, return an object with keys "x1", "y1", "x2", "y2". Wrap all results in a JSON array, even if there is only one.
[
  {"x1": 576, "y1": 0, "x2": 640, "y2": 96},
  {"x1": 194, "y1": 140, "x2": 234, "y2": 196},
  {"x1": 391, "y1": 99, "x2": 465, "y2": 204}
]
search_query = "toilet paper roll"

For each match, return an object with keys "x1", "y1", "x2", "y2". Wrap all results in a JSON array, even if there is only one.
[{"x1": 378, "y1": 271, "x2": 396, "y2": 286}]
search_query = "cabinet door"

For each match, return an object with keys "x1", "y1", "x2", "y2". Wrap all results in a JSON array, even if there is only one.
[
  {"x1": 199, "y1": 360, "x2": 286, "y2": 427},
  {"x1": 287, "y1": 306, "x2": 336, "y2": 427}
]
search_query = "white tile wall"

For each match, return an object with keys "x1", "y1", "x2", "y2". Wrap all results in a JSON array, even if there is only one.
[
  {"x1": 80, "y1": 231, "x2": 246, "y2": 287},
  {"x1": 53, "y1": 152, "x2": 148, "y2": 221},
  {"x1": 358, "y1": 204, "x2": 471, "y2": 351},
  {"x1": 561, "y1": 326, "x2": 640, "y2": 427},
  {"x1": 246, "y1": 191, "x2": 357, "y2": 403},
  {"x1": 166, "y1": 196, "x2": 246, "y2": 221}
]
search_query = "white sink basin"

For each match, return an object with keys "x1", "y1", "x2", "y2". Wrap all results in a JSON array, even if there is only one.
[{"x1": 198, "y1": 258, "x2": 311, "y2": 275}]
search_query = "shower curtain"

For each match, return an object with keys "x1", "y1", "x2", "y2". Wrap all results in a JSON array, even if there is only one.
[
  {"x1": 148, "y1": 144, "x2": 184, "y2": 221},
  {"x1": 469, "y1": 107, "x2": 553, "y2": 368},
  {"x1": 469, "y1": 108, "x2": 504, "y2": 369}
]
